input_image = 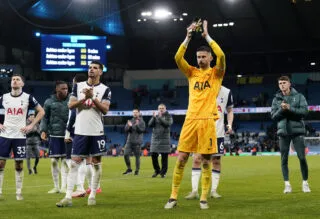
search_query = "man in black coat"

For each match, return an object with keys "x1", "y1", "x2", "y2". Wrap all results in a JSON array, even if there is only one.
[{"x1": 148, "y1": 104, "x2": 173, "y2": 178}]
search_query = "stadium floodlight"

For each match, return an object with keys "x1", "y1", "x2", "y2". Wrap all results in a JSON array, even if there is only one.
[
  {"x1": 237, "y1": 74, "x2": 242, "y2": 78},
  {"x1": 35, "y1": 32, "x2": 41, "y2": 37},
  {"x1": 143, "y1": 18, "x2": 147, "y2": 21},
  {"x1": 173, "y1": 18, "x2": 178, "y2": 21},
  {"x1": 223, "y1": 23, "x2": 229, "y2": 26},
  {"x1": 106, "y1": 45, "x2": 111, "y2": 50},
  {"x1": 154, "y1": 9, "x2": 172, "y2": 19},
  {"x1": 141, "y1": 11, "x2": 152, "y2": 17},
  {"x1": 229, "y1": 22, "x2": 235, "y2": 26},
  {"x1": 137, "y1": 19, "x2": 141, "y2": 22},
  {"x1": 182, "y1": 13, "x2": 188, "y2": 16},
  {"x1": 218, "y1": 24, "x2": 223, "y2": 27},
  {"x1": 310, "y1": 62, "x2": 316, "y2": 66},
  {"x1": 179, "y1": 17, "x2": 183, "y2": 21},
  {"x1": 213, "y1": 24, "x2": 218, "y2": 27}
]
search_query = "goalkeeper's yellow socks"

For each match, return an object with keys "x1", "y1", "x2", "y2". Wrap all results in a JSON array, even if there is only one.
[
  {"x1": 200, "y1": 163, "x2": 212, "y2": 201},
  {"x1": 170, "y1": 160, "x2": 186, "y2": 200}
]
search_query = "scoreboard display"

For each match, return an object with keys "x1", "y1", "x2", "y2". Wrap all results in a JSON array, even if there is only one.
[{"x1": 41, "y1": 34, "x2": 106, "y2": 71}]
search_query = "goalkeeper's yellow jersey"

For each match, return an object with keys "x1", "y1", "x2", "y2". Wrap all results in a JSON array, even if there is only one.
[{"x1": 175, "y1": 41, "x2": 225, "y2": 120}]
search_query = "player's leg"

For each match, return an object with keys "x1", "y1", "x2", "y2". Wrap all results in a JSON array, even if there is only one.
[
  {"x1": 56, "y1": 134, "x2": 86, "y2": 207},
  {"x1": 12, "y1": 139, "x2": 27, "y2": 201},
  {"x1": 151, "y1": 152, "x2": 160, "y2": 177},
  {"x1": 72, "y1": 159, "x2": 86, "y2": 198},
  {"x1": 48, "y1": 158, "x2": 60, "y2": 193},
  {"x1": 57, "y1": 138, "x2": 68, "y2": 193},
  {"x1": 123, "y1": 144, "x2": 133, "y2": 174},
  {"x1": 48, "y1": 137, "x2": 61, "y2": 193},
  {"x1": 211, "y1": 156, "x2": 221, "y2": 198},
  {"x1": 199, "y1": 154, "x2": 212, "y2": 209},
  {"x1": 211, "y1": 137, "x2": 224, "y2": 198},
  {"x1": 0, "y1": 137, "x2": 12, "y2": 198},
  {"x1": 88, "y1": 156, "x2": 101, "y2": 205},
  {"x1": 87, "y1": 135, "x2": 106, "y2": 205},
  {"x1": 198, "y1": 119, "x2": 217, "y2": 209},
  {"x1": 165, "y1": 119, "x2": 197, "y2": 209},
  {"x1": 292, "y1": 135, "x2": 310, "y2": 192},
  {"x1": 185, "y1": 153, "x2": 201, "y2": 199},
  {"x1": 160, "y1": 152, "x2": 169, "y2": 177},
  {"x1": 85, "y1": 157, "x2": 93, "y2": 194},
  {"x1": 165, "y1": 151, "x2": 189, "y2": 209},
  {"x1": 14, "y1": 160, "x2": 24, "y2": 200},
  {"x1": 60, "y1": 157, "x2": 69, "y2": 193},
  {"x1": 0, "y1": 160, "x2": 7, "y2": 198},
  {"x1": 279, "y1": 136, "x2": 292, "y2": 193}
]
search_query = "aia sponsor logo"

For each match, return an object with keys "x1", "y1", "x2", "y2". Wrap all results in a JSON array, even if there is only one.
[{"x1": 7, "y1": 108, "x2": 23, "y2": 115}]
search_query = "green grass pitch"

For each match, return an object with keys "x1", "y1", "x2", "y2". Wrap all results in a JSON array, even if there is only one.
[{"x1": 0, "y1": 156, "x2": 319, "y2": 219}]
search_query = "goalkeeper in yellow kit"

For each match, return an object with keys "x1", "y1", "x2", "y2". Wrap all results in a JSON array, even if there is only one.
[{"x1": 164, "y1": 20, "x2": 226, "y2": 210}]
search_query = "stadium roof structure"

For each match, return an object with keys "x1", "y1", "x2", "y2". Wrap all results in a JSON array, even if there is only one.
[{"x1": 0, "y1": 0, "x2": 320, "y2": 73}]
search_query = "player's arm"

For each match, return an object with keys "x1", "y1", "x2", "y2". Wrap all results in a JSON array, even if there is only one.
[
  {"x1": 92, "y1": 87, "x2": 111, "y2": 115},
  {"x1": 202, "y1": 20, "x2": 225, "y2": 77},
  {"x1": 32, "y1": 105, "x2": 45, "y2": 127},
  {"x1": 65, "y1": 109, "x2": 76, "y2": 142},
  {"x1": 0, "y1": 96, "x2": 4, "y2": 131},
  {"x1": 68, "y1": 83, "x2": 86, "y2": 110},
  {"x1": 22, "y1": 96, "x2": 45, "y2": 134},
  {"x1": 39, "y1": 99, "x2": 50, "y2": 136},
  {"x1": 226, "y1": 107, "x2": 234, "y2": 134},
  {"x1": 68, "y1": 96, "x2": 86, "y2": 109},
  {"x1": 226, "y1": 91, "x2": 234, "y2": 133},
  {"x1": 174, "y1": 23, "x2": 197, "y2": 77}
]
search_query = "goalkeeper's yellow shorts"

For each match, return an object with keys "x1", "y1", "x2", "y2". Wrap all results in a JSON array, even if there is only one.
[{"x1": 178, "y1": 118, "x2": 217, "y2": 154}]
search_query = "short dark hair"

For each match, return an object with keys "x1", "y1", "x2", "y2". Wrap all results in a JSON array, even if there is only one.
[
  {"x1": 278, "y1": 76, "x2": 290, "y2": 82},
  {"x1": 196, "y1": 46, "x2": 212, "y2": 53},
  {"x1": 11, "y1": 73, "x2": 25, "y2": 83},
  {"x1": 90, "y1": 60, "x2": 104, "y2": 70},
  {"x1": 55, "y1": 80, "x2": 68, "y2": 88},
  {"x1": 73, "y1": 74, "x2": 87, "y2": 83},
  {"x1": 133, "y1": 108, "x2": 140, "y2": 112}
]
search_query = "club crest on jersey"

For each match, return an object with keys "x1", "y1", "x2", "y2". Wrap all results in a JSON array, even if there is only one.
[
  {"x1": 194, "y1": 80, "x2": 211, "y2": 91},
  {"x1": 7, "y1": 108, "x2": 23, "y2": 115}
]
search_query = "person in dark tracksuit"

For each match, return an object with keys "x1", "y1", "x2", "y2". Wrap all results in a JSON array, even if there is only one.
[
  {"x1": 123, "y1": 108, "x2": 146, "y2": 176},
  {"x1": 148, "y1": 104, "x2": 173, "y2": 178},
  {"x1": 271, "y1": 75, "x2": 311, "y2": 194},
  {"x1": 26, "y1": 114, "x2": 41, "y2": 175}
]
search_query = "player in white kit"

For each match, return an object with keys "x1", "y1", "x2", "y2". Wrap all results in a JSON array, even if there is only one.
[
  {"x1": 0, "y1": 74, "x2": 45, "y2": 200},
  {"x1": 185, "y1": 85, "x2": 234, "y2": 199},
  {"x1": 56, "y1": 60, "x2": 111, "y2": 207}
]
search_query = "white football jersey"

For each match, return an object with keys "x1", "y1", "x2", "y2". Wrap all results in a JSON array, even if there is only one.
[
  {"x1": 0, "y1": 92, "x2": 39, "y2": 139},
  {"x1": 216, "y1": 86, "x2": 233, "y2": 138},
  {"x1": 72, "y1": 81, "x2": 111, "y2": 136}
]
